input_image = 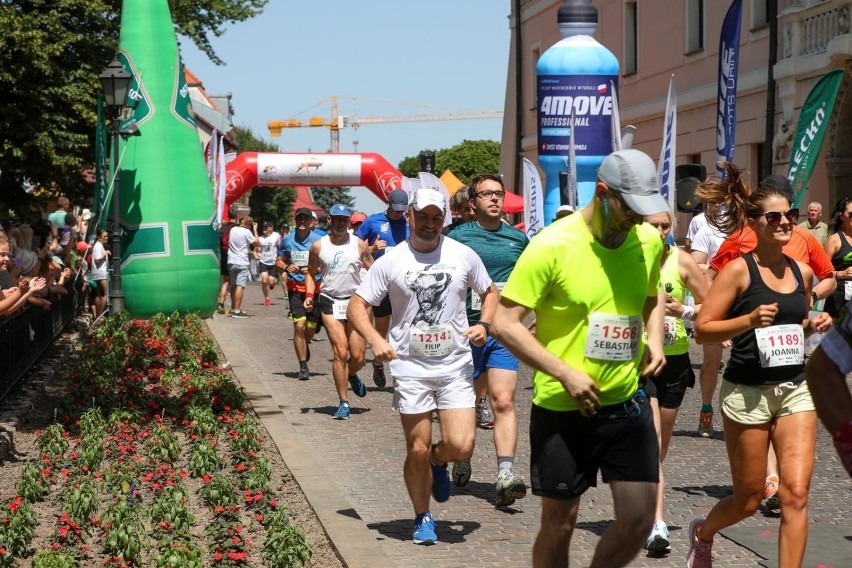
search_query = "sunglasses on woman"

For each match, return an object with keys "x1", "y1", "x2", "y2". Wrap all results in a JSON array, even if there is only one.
[{"x1": 753, "y1": 208, "x2": 799, "y2": 226}]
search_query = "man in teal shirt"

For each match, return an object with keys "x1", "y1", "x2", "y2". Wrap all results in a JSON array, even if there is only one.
[{"x1": 448, "y1": 173, "x2": 529, "y2": 506}]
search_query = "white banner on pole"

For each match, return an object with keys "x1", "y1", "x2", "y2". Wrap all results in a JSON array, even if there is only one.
[
  {"x1": 657, "y1": 75, "x2": 678, "y2": 217},
  {"x1": 522, "y1": 158, "x2": 545, "y2": 238},
  {"x1": 610, "y1": 80, "x2": 622, "y2": 152}
]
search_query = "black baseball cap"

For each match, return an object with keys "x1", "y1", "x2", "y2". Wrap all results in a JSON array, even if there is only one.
[{"x1": 294, "y1": 207, "x2": 313, "y2": 218}]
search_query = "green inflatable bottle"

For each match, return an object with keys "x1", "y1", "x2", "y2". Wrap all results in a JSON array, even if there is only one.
[{"x1": 115, "y1": 0, "x2": 218, "y2": 317}]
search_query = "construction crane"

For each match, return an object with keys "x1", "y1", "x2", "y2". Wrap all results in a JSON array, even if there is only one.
[{"x1": 267, "y1": 96, "x2": 503, "y2": 153}]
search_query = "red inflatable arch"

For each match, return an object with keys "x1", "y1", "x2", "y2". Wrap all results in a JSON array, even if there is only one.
[{"x1": 224, "y1": 152, "x2": 403, "y2": 214}]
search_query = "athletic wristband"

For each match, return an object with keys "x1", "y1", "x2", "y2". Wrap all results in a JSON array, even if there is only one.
[
  {"x1": 681, "y1": 305, "x2": 695, "y2": 321},
  {"x1": 833, "y1": 419, "x2": 852, "y2": 477},
  {"x1": 305, "y1": 292, "x2": 314, "y2": 300}
]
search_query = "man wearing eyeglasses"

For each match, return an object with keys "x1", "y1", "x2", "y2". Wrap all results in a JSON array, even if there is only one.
[
  {"x1": 447, "y1": 174, "x2": 529, "y2": 507},
  {"x1": 493, "y1": 149, "x2": 668, "y2": 567}
]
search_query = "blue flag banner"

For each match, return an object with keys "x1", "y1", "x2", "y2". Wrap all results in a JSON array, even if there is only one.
[{"x1": 716, "y1": 0, "x2": 742, "y2": 176}]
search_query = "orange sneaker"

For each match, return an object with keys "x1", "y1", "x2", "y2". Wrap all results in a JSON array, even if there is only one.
[{"x1": 698, "y1": 410, "x2": 714, "y2": 438}]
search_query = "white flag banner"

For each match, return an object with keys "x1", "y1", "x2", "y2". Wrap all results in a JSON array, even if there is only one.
[
  {"x1": 403, "y1": 176, "x2": 421, "y2": 196},
  {"x1": 207, "y1": 132, "x2": 218, "y2": 181},
  {"x1": 216, "y1": 134, "x2": 227, "y2": 225},
  {"x1": 611, "y1": 80, "x2": 622, "y2": 152},
  {"x1": 657, "y1": 75, "x2": 677, "y2": 217},
  {"x1": 566, "y1": 107, "x2": 578, "y2": 208},
  {"x1": 522, "y1": 158, "x2": 545, "y2": 238},
  {"x1": 419, "y1": 172, "x2": 453, "y2": 226},
  {"x1": 621, "y1": 125, "x2": 637, "y2": 150}
]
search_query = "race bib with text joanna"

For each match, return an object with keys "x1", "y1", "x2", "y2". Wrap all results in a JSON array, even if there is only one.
[
  {"x1": 754, "y1": 324, "x2": 804, "y2": 367},
  {"x1": 409, "y1": 324, "x2": 453, "y2": 357},
  {"x1": 584, "y1": 312, "x2": 641, "y2": 361}
]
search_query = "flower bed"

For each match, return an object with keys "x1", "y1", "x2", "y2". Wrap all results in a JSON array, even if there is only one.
[{"x1": 0, "y1": 313, "x2": 312, "y2": 567}]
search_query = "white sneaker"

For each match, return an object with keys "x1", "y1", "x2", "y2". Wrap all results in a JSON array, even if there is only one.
[{"x1": 646, "y1": 519, "x2": 671, "y2": 553}]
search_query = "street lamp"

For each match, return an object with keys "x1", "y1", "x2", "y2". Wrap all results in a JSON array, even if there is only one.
[{"x1": 98, "y1": 57, "x2": 132, "y2": 314}]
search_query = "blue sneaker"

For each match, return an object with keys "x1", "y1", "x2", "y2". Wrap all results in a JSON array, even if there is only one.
[
  {"x1": 412, "y1": 512, "x2": 437, "y2": 545},
  {"x1": 430, "y1": 445, "x2": 451, "y2": 503},
  {"x1": 333, "y1": 400, "x2": 350, "y2": 420},
  {"x1": 348, "y1": 375, "x2": 367, "y2": 398}
]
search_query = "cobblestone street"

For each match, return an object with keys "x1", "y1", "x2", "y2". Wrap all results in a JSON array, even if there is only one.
[{"x1": 207, "y1": 283, "x2": 851, "y2": 567}]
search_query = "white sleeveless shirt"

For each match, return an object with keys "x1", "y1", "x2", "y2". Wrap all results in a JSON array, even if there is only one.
[{"x1": 317, "y1": 234, "x2": 363, "y2": 298}]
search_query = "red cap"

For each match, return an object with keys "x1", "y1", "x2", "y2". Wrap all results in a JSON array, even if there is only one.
[
  {"x1": 76, "y1": 241, "x2": 89, "y2": 253},
  {"x1": 351, "y1": 212, "x2": 367, "y2": 224}
]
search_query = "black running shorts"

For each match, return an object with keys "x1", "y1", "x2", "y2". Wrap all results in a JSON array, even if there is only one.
[{"x1": 529, "y1": 391, "x2": 659, "y2": 500}]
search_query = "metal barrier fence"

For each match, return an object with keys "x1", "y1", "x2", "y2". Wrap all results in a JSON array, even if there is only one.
[{"x1": 0, "y1": 278, "x2": 84, "y2": 400}]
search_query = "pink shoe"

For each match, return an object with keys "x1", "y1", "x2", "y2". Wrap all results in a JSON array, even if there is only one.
[
  {"x1": 686, "y1": 518, "x2": 713, "y2": 568},
  {"x1": 264, "y1": 298, "x2": 270, "y2": 306}
]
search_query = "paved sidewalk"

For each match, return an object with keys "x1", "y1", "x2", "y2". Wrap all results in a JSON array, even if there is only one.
[{"x1": 207, "y1": 283, "x2": 850, "y2": 567}]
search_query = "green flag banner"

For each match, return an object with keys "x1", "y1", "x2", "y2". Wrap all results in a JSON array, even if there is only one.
[
  {"x1": 116, "y1": 0, "x2": 218, "y2": 317},
  {"x1": 788, "y1": 69, "x2": 844, "y2": 207}
]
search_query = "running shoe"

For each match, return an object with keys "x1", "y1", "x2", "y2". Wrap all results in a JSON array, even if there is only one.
[
  {"x1": 332, "y1": 401, "x2": 350, "y2": 420},
  {"x1": 431, "y1": 445, "x2": 451, "y2": 502},
  {"x1": 685, "y1": 518, "x2": 713, "y2": 568},
  {"x1": 412, "y1": 512, "x2": 437, "y2": 545},
  {"x1": 763, "y1": 474, "x2": 780, "y2": 510},
  {"x1": 452, "y1": 459, "x2": 471, "y2": 487},
  {"x1": 495, "y1": 471, "x2": 527, "y2": 507},
  {"x1": 264, "y1": 297, "x2": 270, "y2": 306},
  {"x1": 216, "y1": 302, "x2": 227, "y2": 314},
  {"x1": 698, "y1": 410, "x2": 714, "y2": 438},
  {"x1": 476, "y1": 396, "x2": 495, "y2": 429},
  {"x1": 230, "y1": 310, "x2": 249, "y2": 319},
  {"x1": 372, "y1": 361, "x2": 386, "y2": 388},
  {"x1": 349, "y1": 375, "x2": 367, "y2": 397},
  {"x1": 645, "y1": 519, "x2": 671, "y2": 553},
  {"x1": 298, "y1": 363, "x2": 309, "y2": 381}
]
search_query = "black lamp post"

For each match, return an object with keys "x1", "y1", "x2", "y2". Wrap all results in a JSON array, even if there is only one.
[{"x1": 98, "y1": 57, "x2": 132, "y2": 314}]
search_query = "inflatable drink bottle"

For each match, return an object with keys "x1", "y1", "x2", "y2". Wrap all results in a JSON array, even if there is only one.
[
  {"x1": 536, "y1": 0, "x2": 619, "y2": 223},
  {"x1": 115, "y1": 0, "x2": 219, "y2": 317}
]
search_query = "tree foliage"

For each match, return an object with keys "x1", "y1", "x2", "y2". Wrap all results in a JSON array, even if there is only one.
[
  {"x1": 310, "y1": 187, "x2": 355, "y2": 217},
  {"x1": 398, "y1": 140, "x2": 501, "y2": 185},
  {"x1": 0, "y1": 0, "x2": 268, "y2": 219},
  {"x1": 236, "y1": 126, "x2": 296, "y2": 226}
]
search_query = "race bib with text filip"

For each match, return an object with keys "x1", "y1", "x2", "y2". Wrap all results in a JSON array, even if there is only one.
[
  {"x1": 584, "y1": 312, "x2": 641, "y2": 361},
  {"x1": 409, "y1": 324, "x2": 453, "y2": 357},
  {"x1": 754, "y1": 324, "x2": 804, "y2": 368}
]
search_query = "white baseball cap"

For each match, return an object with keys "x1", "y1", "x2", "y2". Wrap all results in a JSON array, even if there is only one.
[{"x1": 409, "y1": 188, "x2": 446, "y2": 213}]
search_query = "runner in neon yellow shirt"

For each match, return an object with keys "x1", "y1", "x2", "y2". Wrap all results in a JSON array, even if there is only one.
[{"x1": 493, "y1": 149, "x2": 668, "y2": 568}]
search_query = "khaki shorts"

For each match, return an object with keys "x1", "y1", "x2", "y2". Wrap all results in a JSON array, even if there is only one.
[
  {"x1": 720, "y1": 379, "x2": 815, "y2": 425},
  {"x1": 392, "y1": 375, "x2": 475, "y2": 415}
]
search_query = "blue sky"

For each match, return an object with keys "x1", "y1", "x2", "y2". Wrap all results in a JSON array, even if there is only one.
[{"x1": 179, "y1": 1, "x2": 512, "y2": 213}]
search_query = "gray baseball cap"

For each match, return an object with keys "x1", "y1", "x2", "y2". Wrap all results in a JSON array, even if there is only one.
[
  {"x1": 388, "y1": 189, "x2": 409, "y2": 212},
  {"x1": 597, "y1": 149, "x2": 669, "y2": 216}
]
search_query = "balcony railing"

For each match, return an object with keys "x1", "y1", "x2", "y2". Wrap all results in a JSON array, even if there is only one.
[{"x1": 781, "y1": 1, "x2": 851, "y2": 58}]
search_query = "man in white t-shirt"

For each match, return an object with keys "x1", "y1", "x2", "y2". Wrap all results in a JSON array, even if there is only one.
[
  {"x1": 684, "y1": 211, "x2": 707, "y2": 253},
  {"x1": 227, "y1": 216, "x2": 259, "y2": 318},
  {"x1": 348, "y1": 188, "x2": 498, "y2": 545},
  {"x1": 257, "y1": 222, "x2": 281, "y2": 306}
]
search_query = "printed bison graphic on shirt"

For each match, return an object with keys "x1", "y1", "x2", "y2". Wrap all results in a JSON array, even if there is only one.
[{"x1": 404, "y1": 266, "x2": 453, "y2": 327}]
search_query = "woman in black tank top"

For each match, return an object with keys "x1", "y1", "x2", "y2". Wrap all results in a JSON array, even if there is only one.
[
  {"x1": 683, "y1": 163, "x2": 833, "y2": 568},
  {"x1": 823, "y1": 197, "x2": 852, "y2": 317}
]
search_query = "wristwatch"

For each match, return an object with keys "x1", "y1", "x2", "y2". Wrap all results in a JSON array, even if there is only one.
[{"x1": 478, "y1": 321, "x2": 492, "y2": 335}]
